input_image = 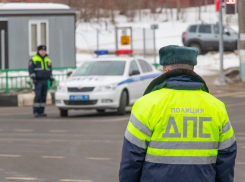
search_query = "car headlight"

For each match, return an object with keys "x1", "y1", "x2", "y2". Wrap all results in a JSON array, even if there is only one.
[
  {"x1": 98, "y1": 83, "x2": 118, "y2": 92},
  {"x1": 57, "y1": 85, "x2": 67, "y2": 92}
]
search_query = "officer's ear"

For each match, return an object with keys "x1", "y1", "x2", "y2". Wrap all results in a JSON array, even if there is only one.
[{"x1": 163, "y1": 68, "x2": 170, "y2": 73}]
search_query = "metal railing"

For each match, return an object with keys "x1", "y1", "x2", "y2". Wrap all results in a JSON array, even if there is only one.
[{"x1": 0, "y1": 67, "x2": 76, "y2": 93}]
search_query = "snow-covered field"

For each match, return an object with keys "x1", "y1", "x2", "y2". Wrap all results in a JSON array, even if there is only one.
[
  {"x1": 76, "y1": 4, "x2": 239, "y2": 76},
  {"x1": 0, "y1": 4, "x2": 240, "y2": 84}
]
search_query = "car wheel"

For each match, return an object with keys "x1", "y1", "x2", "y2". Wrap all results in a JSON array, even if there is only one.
[
  {"x1": 97, "y1": 109, "x2": 105, "y2": 113},
  {"x1": 117, "y1": 91, "x2": 127, "y2": 115},
  {"x1": 60, "y1": 109, "x2": 68, "y2": 117},
  {"x1": 190, "y1": 43, "x2": 202, "y2": 55}
]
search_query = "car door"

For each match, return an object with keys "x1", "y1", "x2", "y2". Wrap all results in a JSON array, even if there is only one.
[
  {"x1": 223, "y1": 26, "x2": 236, "y2": 50},
  {"x1": 137, "y1": 59, "x2": 158, "y2": 92},
  {"x1": 213, "y1": 25, "x2": 220, "y2": 50},
  {"x1": 213, "y1": 25, "x2": 236, "y2": 50},
  {"x1": 197, "y1": 24, "x2": 215, "y2": 50},
  {"x1": 127, "y1": 60, "x2": 142, "y2": 104}
]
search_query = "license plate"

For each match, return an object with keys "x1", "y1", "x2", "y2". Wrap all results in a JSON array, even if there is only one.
[{"x1": 70, "y1": 95, "x2": 90, "y2": 101}]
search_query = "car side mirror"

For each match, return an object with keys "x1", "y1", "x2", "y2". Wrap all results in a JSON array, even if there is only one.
[
  {"x1": 130, "y1": 70, "x2": 140, "y2": 76},
  {"x1": 224, "y1": 31, "x2": 230, "y2": 36},
  {"x1": 67, "y1": 71, "x2": 73, "y2": 77}
]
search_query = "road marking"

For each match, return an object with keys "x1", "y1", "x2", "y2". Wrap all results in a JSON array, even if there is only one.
[
  {"x1": 15, "y1": 129, "x2": 33, "y2": 132},
  {"x1": 49, "y1": 130, "x2": 68, "y2": 133},
  {"x1": 233, "y1": 95, "x2": 245, "y2": 98},
  {"x1": 236, "y1": 133, "x2": 245, "y2": 135},
  {"x1": 5, "y1": 177, "x2": 37, "y2": 180},
  {"x1": 226, "y1": 102, "x2": 245, "y2": 108},
  {"x1": 0, "y1": 154, "x2": 21, "y2": 158},
  {"x1": 41, "y1": 156, "x2": 65, "y2": 159},
  {"x1": 236, "y1": 162, "x2": 245, "y2": 165},
  {"x1": 214, "y1": 91, "x2": 245, "y2": 98},
  {"x1": 87, "y1": 157, "x2": 111, "y2": 160},
  {"x1": 59, "y1": 180, "x2": 92, "y2": 182}
]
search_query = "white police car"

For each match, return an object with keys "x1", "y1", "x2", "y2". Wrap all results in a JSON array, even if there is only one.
[{"x1": 55, "y1": 57, "x2": 161, "y2": 116}]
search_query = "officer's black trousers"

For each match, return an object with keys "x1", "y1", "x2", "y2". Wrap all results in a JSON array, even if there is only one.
[{"x1": 33, "y1": 79, "x2": 48, "y2": 114}]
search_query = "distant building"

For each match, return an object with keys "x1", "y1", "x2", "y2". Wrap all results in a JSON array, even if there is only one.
[{"x1": 0, "y1": 3, "x2": 76, "y2": 69}]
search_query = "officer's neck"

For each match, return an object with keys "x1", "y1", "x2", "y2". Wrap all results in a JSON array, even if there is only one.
[{"x1": 37, "y1": 53, "x2": 46, "y2": 58}]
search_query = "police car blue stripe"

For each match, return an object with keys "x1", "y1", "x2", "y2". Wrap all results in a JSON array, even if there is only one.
[{"x1": 118, "y1": 73, "x2": 161, "y2": 86}]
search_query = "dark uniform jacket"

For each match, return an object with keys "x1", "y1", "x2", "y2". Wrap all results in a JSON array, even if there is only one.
[
  {"x1": 29, "y1": 54, "x2": 53, "y2": 80},
  {"x1": 119, "y1": 69, "x2": 237, "y2": 182}
]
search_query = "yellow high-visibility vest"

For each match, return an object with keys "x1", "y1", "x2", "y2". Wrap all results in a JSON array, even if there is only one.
[{"x1": 125, "y1": 88, "x2": 235, "y2": 165}]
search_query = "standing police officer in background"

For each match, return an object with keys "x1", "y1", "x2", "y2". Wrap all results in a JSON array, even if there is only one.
[
  {"x1": 29, "y1": 45, "x2": 54, "y2": 117},
  {"x1": 119, "y1": 45, "x2": 237, "y2": 182}
]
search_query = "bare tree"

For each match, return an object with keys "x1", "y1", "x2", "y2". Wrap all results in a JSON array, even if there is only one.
[{"x1": 176, "y1": 0, "x2": 181, "y2": 21}]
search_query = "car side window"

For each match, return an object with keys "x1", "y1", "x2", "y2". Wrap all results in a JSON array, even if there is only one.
[
  {"x1": 214, "y1": 25, "x2": 230, "y2": 35},
  {"x1": 199, "y1": 25, "x2": 212, "y2": 34},
  {"x1": 138, "y1": 59, "x2": 153, "y2": 73},
  {"x1": 214, "y1": 25, "x2": 219, "y2": 34},
  {"x1": 189, "y1": 26, "x2": 197, "y2": 33},
  {"x1": 129, "y1": 60, "x2": 140, "y2": 75}
]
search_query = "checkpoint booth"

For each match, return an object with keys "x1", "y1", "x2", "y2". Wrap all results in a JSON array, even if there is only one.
[{"x1": 0, "y1": 3, "x2": 76, "y2": 69}]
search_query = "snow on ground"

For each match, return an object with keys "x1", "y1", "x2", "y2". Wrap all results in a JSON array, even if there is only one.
[
  {"x1": 144, "y1": 52, "x2": 239, "y2": 76},
  {"x1": 76, "y1": 5, "x2": 238, "y2": 51},
  {"x1": 75, "y1": 4, "x2": 239, "y2": 76},
  {"x1": 75, "y1": 52, "x2": 239, "y2": 77}
]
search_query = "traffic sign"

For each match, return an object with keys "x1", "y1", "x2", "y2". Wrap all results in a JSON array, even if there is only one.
[
  {"x1": 121, "y1": 35, "x2": 130, "y2": 45},
  {"x1": 226, "y1": 0, "x2": 236, "y2": 4},
  {"x1": 226, "y1": 0, "x2": 236, "y2": 14},
  {"x1": 151, "y1": 24, "x2": 159, "y2": 30}
]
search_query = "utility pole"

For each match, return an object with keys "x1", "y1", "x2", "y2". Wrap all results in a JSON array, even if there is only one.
[
  {"x1": 238, "y1": 0, "x2": 245, "y2": 81},
  {"x1": 218, "y1": 0, "x2": 226, "y2": 85}
]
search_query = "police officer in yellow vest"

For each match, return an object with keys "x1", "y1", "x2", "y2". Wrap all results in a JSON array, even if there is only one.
[
  {"x1": 28, "y1": 45, "x2": 54, "y2": 117},
  {"x1": 119, "y1": 45, "x2": 237, "y2": 182}
]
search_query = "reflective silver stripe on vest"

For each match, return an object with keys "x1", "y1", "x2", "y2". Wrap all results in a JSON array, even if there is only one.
[
  {"x1": 221, "y1": 120, "x2": 231, "y2": 134},
  {"x1": 34, "y1": 68, "x2": 43, "y2": 71},
  {"x1": 30, "y1": 73, "x2": 36, "y2": 78},
  {"x1": 149, "y1": 141, "x2": 219, "y2": 150},
  {"x1": 219, "y1": 134, "x2": 236, "y2": 150},
  {"x1": 145, "y1": 154, "x2": 217, "y2": 165},
  {"x1": 125, "y1": 129, "x2": 147, "y2": 149},
  {"x1": 130, "y1": 114, "x2": 152, "y2": 137}
]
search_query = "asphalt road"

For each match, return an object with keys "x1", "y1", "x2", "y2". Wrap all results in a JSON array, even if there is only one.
[{"x1": 0, "y1": 91, "x2": 244, "y2": 182}]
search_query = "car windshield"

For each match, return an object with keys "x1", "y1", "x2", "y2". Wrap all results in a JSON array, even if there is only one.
[{"x1": 73, "y1": 61, "x2": 126, "y2": 76}]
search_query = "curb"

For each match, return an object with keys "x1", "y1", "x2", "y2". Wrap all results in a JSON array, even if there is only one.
[
  {"x1": 0, "y1": 95, "x2": 18, "y2": 107},
  {"x1": 0, "y1": 92, "x2": 55, "y2": 107}
]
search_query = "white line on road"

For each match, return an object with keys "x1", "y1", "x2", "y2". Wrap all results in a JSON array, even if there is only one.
[
  {"x1": 41, "y1": 156, "x2": 65, "y2": 159},
  {"x1": 15, "y1": 129, "x2": 34, "y2": 132},
  {"x1": 0, "y1": 154, "x2": 21, "y2": 157},
  {"x1": 59, "y1": 180, "x2": 92, "y2": 182},
  {"x1": 236, "y1": 133, "x2": 245, "y2": 135},
  {"x1": 5, "y1": 177, "x2": 37, "y2": 180},
  {"x1": 49, "y1": 130, "x2": 68, "y2": 133},
  {"x1": 236, "y1": 162, "x2": 245, "y2": 165},
  {"x1": 232, "y1": 93, "x2": 245, "y2": 98},
  {"x1": 87, "y1": 157, "x2": 111, "y2": 160},
  {"x1": 214, "y1": 91, "x2": 245, "y2": 98}
]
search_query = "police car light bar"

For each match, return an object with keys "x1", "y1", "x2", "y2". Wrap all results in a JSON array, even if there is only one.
[
  {"x1": 94, "y1": 50, "x2": 116, "y2": 55},
  {"x1": 94, "y1": 50, "x2": 109, "y2": 55},
  {"x1": 116, "y1": 49, "x2": 133, "y2": 55}
]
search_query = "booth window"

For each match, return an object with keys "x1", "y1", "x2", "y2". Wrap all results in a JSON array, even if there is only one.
[{"x1": 29, "y1": 21, "x2": 49, "y2": 55}]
